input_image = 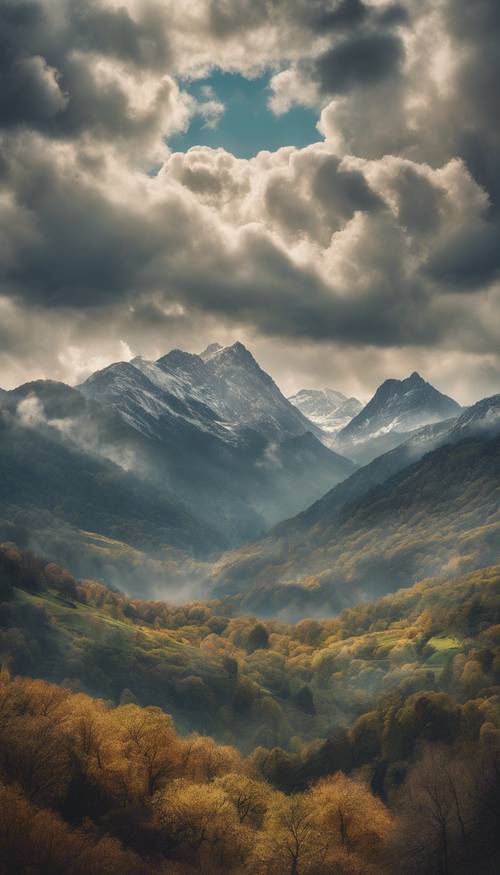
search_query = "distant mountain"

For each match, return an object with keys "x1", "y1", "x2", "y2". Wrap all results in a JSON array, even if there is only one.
[
  {"x1": 449, "y1": 392, "x2": 500, "y2": 437},
  {"x1": 334, "y1": 372, "x2": 461, "y2": 463},
  {"x1": 289, "y1": 388, "x2": 362, "y2": 438},
  {"x1": 285, "y1": 392, "x2": 500, "y2": 537},
  {"x1": 289, "y1": 388, "x2": 350, "y2": 418},
  {"x1": 212, "y1": 394, "x2": 500, "y2": 618}
]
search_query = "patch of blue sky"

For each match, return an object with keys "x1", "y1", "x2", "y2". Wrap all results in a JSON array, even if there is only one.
[{"x1": 168, "y1": 71, "x2": 321, "y2": 158}]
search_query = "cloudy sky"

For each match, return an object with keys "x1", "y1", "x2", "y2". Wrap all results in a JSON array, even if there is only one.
[{"x1": 0, "y1": 0, "x2": 499, "y2": 403}]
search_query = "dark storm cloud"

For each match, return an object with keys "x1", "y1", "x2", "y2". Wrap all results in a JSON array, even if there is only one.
[
  {"x1": 0, "y1": 128, "x2": 496, "y2": 359},
  {"x1": 0, "y1": 131, "x2": 458, "y2": 353},
  {"x1": 426, "y1": 224, "x2": 500, "y2": 291},
  {"x1": 442, "y1": 0, "x2": 500, "y2": 211},
  {"x1": 262, "y1": 151, "x2": 382, "y2": 244},
  {"x1": 389, "y1": 166, "x2": 443, "y2": 236},
  {"x1": 0, "y1": 0, "x2": 173, "y2": 143},
  {"x1": 314, "y1": 32, "x2": 404, "y2": 95},
  {"x1": 305, "y1": 0, "x2": 407, "y2": 34},
  {"x1": 165, "y1": 221, "x2": 440, "y2": 349},
  {"x1": 303, "y1": 0, "x2": 368, "y2": 33},
  {"x1": 68, "y1": 0, "x2": 172, "y2": 70},
  {"x1": 0, "y1": 136, "x2": 195, "y2": 308}
]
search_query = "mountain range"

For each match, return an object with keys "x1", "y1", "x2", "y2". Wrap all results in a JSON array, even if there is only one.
[
  {"x1": 212, "y1": 392, "x2": 500, "y2": 617},
  {"x1": 2, "y1": 342, "x2": 497, "y2": 617},
  {"x1": 0, "y1": 343, "x2": 356, "y2": 588}
]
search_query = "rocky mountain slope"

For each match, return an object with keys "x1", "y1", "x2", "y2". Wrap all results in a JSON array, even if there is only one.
[{"x1": 335, "y1": 372, "x2": 461, "y2": 463}]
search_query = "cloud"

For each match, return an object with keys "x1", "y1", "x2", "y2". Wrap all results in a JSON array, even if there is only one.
[
  {"x1": 16, "y1": 394, "x2": 45, "y2": 427},
  {"x1": 0, "y1": 132, "x2": 498, "y2": 368},
  {"x1": 0, "y1": 0, "x2": 498, "y2": 403},
  {"x1": 314, "y1": 32, "x2": 404, "y2": 95}
]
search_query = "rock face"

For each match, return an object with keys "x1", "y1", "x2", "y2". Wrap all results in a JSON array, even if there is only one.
[
  {"x1": 289, "y1": 388, "x2": 362, "y2": 438},
  {"x1": 157, "y1": 341, "x2": 321, "y2": 442},
  {"x1": 334, "y1": 372, "x2": 461, "y2": 462}
]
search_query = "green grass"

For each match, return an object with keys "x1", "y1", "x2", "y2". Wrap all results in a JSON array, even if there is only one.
[{"x1": 427, "y1": 635, "x2": 461, "y2": 652}]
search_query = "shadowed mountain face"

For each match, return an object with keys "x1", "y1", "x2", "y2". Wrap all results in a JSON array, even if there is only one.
[
  {"x1": 289, "y1": 388, "x2": 362, "y2": 439},
  {"x1": 0, "y1": 344, "x2": 356, "y2": 590},
  {"x1": 0, "y1": 390, "x2": 219, "y2": 556},
  {"x1": 211, "y1": 395, "x2": 500, "y2": 619},
  {"x1": 334, "y1": 372, "x2": 462, "y2": 463}
]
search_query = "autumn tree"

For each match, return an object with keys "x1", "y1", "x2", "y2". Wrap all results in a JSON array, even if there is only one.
[
  {"x1": 119, "y1": 705, "x2": 182, "y2": 800},
  {"x1": 309, "y1": 773, "x2": 394, "y2": 863},
  {"x1": 255, "y1": 791, "x2": 322, "y2": 875},
  {"x1": 214, "y1": 772, "x2": 270, "y2": 826},
  {"x1": 152, "y1": 778, "x2": 251, "y2": 870}
]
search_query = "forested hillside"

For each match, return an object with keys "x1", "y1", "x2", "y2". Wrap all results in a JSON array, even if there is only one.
[
  {"x1": 0, "y1": 545, "x2": 500, "y2": 873},
  {"x1": 213, "y1": 431, "x2": 500, "y2": 617}
]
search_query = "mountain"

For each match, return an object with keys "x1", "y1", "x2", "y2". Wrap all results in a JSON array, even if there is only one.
[
  {"x1": 335, "y1": 371, "x2": 461, "y2": 463},
  {"x1": 279, "y1": 392, "x2": 500, "y2": 538},
  {"x1": 0, "y1": 346, "x2": 356, "y2": 589},
  {"x1": 157, "y1": 341, "x2": 322, "y2": 441},
  {"x1": 212, "y1": 395, "x2": 500, "y2": 618},
  {"x1": 449, "y1": 392, "x2": 500, "y2": 437},
  {"x1": 289, "y1": 388, "x2": 362, "y2": 438},
  {"x1": 80, "y1": 342, "x2": 356, "y2": 537},
  {"x1": 288, "y1": 388, "x2": 350, "y2": 418},
  {"x1": 0, "y1": 386, "x2": 220, "y2": 556}
]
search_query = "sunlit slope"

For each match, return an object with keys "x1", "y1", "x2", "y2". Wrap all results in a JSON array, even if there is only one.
[
  {"x1": 2, "y1": 544, "x2": 499, "y2": 755},
  {"x1": 212, "y1": 431, "x2": 500, "y2": 617}
]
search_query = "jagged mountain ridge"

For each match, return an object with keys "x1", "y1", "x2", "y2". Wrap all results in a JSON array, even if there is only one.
[
  {"x1": 0, "y1": 385, "x2": 219, "y2": 556},
  {"x1": 277, "y1": 392, "x2": 500, "y2": 538},
  {"x1": 157, "y1": 341, "x2": 322, "y2": 442},
  {"x1": 338, "y1": 371, "x2": 461, "y2": 445},
  {"x1": 80, "y1": 341, "x2": 356, "y2": 534},
  {"x1": 82, "y1": 341, "x2": 323, "y2": 447},
  {"x1": 332, "y1": 371, "x2": 462, "y2": 463}
]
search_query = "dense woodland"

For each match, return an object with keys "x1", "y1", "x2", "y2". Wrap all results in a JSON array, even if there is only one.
[{"x1": 0, "y1": 543, "x2": 500, "y2": 872}]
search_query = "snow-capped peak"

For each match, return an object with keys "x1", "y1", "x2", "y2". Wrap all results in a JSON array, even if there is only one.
[
  {"x1": 81, "y1": 341, "x2": 321, "y2": 445},
  {"x1": 200, "y1": 342, "x2": 223, "y2": 361},
  {"x1": 337, "y1": 372, "x2": 461, "y2": 447},
  {"x1": 289, "y1": 388, "x2": 362, "y2": 439}
]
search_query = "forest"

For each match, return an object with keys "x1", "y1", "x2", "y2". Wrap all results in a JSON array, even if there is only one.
[{"x1": 1, "y1": 543, "x2": 500, "y2": 873}]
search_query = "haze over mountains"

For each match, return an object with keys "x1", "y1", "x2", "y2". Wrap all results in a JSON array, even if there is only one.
[
  {"x1": 333, "y1": 371, "x2": 462, "y2": 463},
  {"x1": 2, "y1": 339, "x2": 498, "y2": 615},
  {"x1": 213, "y1": 392, "x2": 500, "y2": 617},
  {"x1": 0, "y1": 342, "x2": 357, "y2": 589},
  {"x1": 289, "y1": 388, "x2": 362, "y2": 440}
]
